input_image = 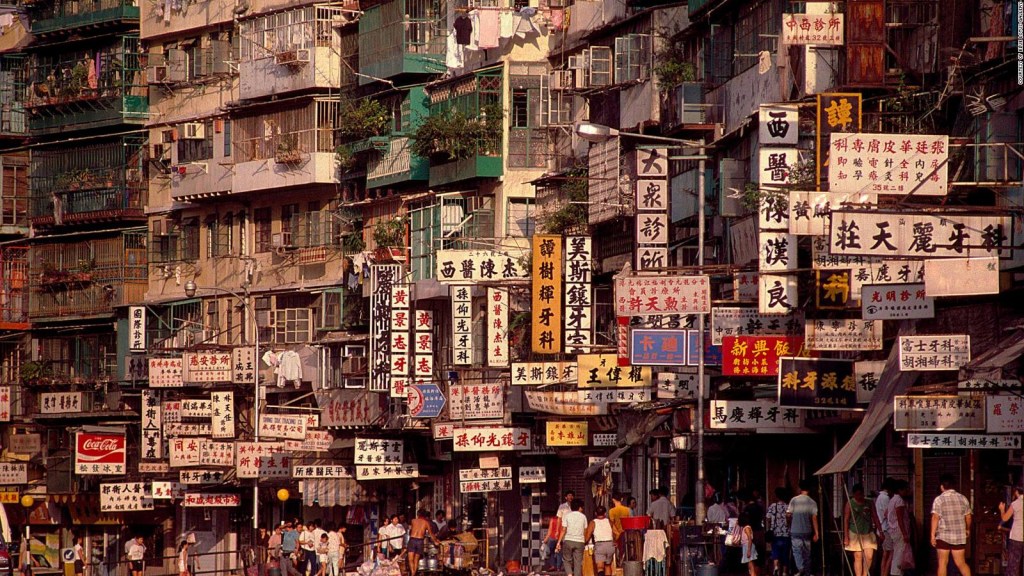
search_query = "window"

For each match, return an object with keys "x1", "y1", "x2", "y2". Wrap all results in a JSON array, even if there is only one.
[
  {"x1": 205, "y1": 215, "x2": 218, "y2": 258},
  {"x1": 281, "y1": 204, "x2": 298, "y2": 246},
  {"x1": 223, "y1": 120, "x2": 232, "y2": 157},
  {"x1": 254, "y1": 208, "x2": 272, "y2": 252},
  {"x1": 508, "y1": 74, "x2": 548, "y2": 168},
  {"x1": 177, "y1": 121, "x2": 215, "y2": 163},
  {"x1": 236, "y1": 211, "x2": 247, "y2": 255},
  {"x1": 274, "y1": 308, "x2": 311, "y2": 343},
  {"x1": 209, "y1": 213, "x2": 234, "y2": 257},
  {"x1": 206, "y1": 300, "x2": 220, "y2": 344},
  {"x1": 733, "y1": 0, "x2": 780, "y2": 76},
  {"x1": 320, "y1": 290, "x2": 343, "y2": 329},
  {"x1": 181, "y1": 218, "x2": 200, "y2": 260},
  {"x1": 511, "y1": 89, "x2": 529, "y2": 128},
  {"x1": 506, "y1": 198, "x2": 535, "y2": 237},
  {"x1": 409, "y1": 201, "x2": 440, "y2": 281},
  {"x1": 614, "y1": 34, "x2": 652, "y2": 84}
]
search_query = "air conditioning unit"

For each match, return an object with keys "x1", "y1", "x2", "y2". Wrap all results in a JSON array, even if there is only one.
[
  {"x1": 147, "y1": 65, "x2": 169, "y2": 84},
  {"x1": 677, "y1": 82, "x2": 706, "y2": 124},
  {"x1": 271, "y1": 233, "x2": 296, "y2": 255},
  {"x1": 275, "y1": 48, "x2": 310, "y2": 66},
  {"x1": 181, "y1": 123, "x2": 206, "y2": 140}
]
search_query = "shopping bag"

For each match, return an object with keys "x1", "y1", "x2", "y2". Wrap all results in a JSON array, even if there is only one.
[
  {"x1": 583, "y1": 548, "x2": 596, "y2": 576},
  {"x1": 724, "y1": 523, "x2": 743, "y2": 547}
]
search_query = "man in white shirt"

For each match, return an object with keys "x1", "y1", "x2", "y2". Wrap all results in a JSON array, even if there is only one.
[
  {"x1": 876, "y1": 478, "x2": 894, "y2": 576},
  {"x1": 556, "y1": 500, "x2": 588, "y2": 576},
  {"x1": 126, "y1": 536, "x2": 146, "y2": 576},
  {"x1": 999, "y1": 486, "x2": 1023, "y2": 576},
  {"x1": 707, "y1": 497, "x2": 729, "y2": 525},
  {"x1": 648, "y1": 489, "x2": 675, "y2": 529},
  {"x1": 557, "y1": 491, "x2": 574, "y2": 520},
  {"x1": 378, "y1": 515, "x2": 406, "y2": 559}
]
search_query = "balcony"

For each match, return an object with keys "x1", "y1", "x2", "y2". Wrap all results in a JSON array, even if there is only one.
[
  {"x1": 232, "y1": 98, "x2": 341, "y2": 194},
  {"x1": 238, "y1": 5, "x2": 352, "y2": 100},
  {"x1": 0, "y1": 153, "x2": 29, "y2": 236},
  {"x1": 0, "y1": 55, "x2": 28, "y2": 138},
  {"x1": 0, "y1": 246, "x2": 29, "y2": 330},
  {"x1": 29, "y1": 0, "x2": 139, "y2": 37},
  {"x1": 357, "y1": 0, "x2": 445, "y2": 85},
  {"x1": 26, "y1": 35, "x2": 148, "y2": 135},
  {"x1": 424, "y1": 69, "x2": 503, "y2": 187},
  {"x1": 29, "y1": 231, "x2": 147, "y2": 321},
  {"x1": 29, "y1": 135, "x2": 147, "y2": 228},
  {"x1": 352, "y1": 87, "x2": 430, "y2": 189}
]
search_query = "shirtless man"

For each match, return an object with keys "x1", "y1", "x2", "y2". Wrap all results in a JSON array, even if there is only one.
[{"x1": 408, "y1": 509, "x2": 439, "y2": 576}]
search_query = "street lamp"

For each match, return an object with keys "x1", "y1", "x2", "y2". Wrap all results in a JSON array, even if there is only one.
[
  {"x1": 182, "y1": 280, "x2": 263, "y2": 535},
  {"x1": 573, "y1": 122, "x2": 710, "y2": 524}
]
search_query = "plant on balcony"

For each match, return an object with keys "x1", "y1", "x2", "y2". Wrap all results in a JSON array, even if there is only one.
[
  {"x1": 653, "y1": 42, "x2": 696, "y2": 92},
  {"x1": 335, "y1": 145, "x2": 356, "y2": 173},
  {"x1": 371, "y1": 217, "x2": 407, "y2": 262},
  {"x1": 20, "y1": 360, "x2": 54, "y2": 387},
  {"x1": 542, "y1": 168, "x2": 590, "y2": 234},
  {"x1": 337, "y1": 100, "x2": 391, "y2": 141},
  {"x1": 275, "y1": 134, "x2": 303, "y2": 164},
  {"x1": 39, "y1": 260, "x2": 92, "y2": 286},
  {"x1": 60, "y1": 61, "x2": 89, "y2": 100},
  {"x1": 410, "y1": 103, "x2": 503, "y2": 162}
]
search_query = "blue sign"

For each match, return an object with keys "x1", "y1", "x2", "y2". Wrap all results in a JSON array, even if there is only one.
[
  {"x1": 686, "y1": 330, "x2": 722, "y2": 367},
  {"x1": 631, "y1": 329, "x2": 688, "y2": 366},
  {"x1": 409, "y1": 383, "x2": 446, "y2": 419}
]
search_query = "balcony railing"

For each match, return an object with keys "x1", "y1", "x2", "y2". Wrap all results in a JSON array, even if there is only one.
[
  {"x1": 0, "y1": 55, "x2": 28, "y2": 137},
  {"x1": 948, "y1": 142, "x2": 1024, "y2": 188},
  {"x1": 357, "y1": 0, "x2": 445, "y2": 84},
  {"x1": 0, "y1": 246, "x2": 29, "y2": 330},
  {"x1": 29, "y1": 0, "x2": 140, "y2": 35},
  {"x1": 234, "y1": 99, "x2": 339, "y2": 162},
  {"x1": 426, "y1": 69, "x2": 503, "y2": 186},
  {"x1": 29, "y1": 231, "x2": 147, "y2": 320}
]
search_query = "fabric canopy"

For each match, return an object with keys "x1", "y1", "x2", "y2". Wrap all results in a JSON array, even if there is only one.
[{"x1": 815, "y1": 321, "x2": 919, "y2": 476}]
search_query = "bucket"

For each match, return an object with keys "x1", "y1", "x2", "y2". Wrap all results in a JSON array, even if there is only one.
[
  {"x1": 696, "y1": 564, "x2": 718, "y2": 576},
  {"x1": 623, "y1": 561, "x2": 643, "y2": 576}
]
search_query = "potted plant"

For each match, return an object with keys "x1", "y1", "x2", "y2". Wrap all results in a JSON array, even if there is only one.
[
  {"x1": 337, "y1": 99, "x2": 392, "y2": 143},
  {"x1": 275, "y1": 134, "x2": 303, "y2": 164},
  {"x1": 372, "y1": 217, "x2": 406, "y2": 261}
]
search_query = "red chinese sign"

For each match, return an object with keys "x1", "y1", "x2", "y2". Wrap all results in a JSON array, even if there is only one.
[
  {"x1": 452, "y1": 427, "x2": 532, "y2": 452},
  {"x1": 722, "y1": 336, "x2": 805, "y2": 377},
  {"x1": 181, "y1": 493, "x2": 241, "y2": 507}
]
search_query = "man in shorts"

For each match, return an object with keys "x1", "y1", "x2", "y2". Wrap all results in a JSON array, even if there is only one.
[
  {"x1": 126, "y1": 536, "x2": 146, "y2": 576},
  {"x1": 931, "y1": 474, "x2": 972, "y2": 576},
  {"x1": 407, "y1": 510, "x2": 438, "y2": 576}
]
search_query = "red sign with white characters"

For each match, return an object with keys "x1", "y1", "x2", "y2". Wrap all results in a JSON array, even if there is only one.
[
  {"x1": 75, "y1": 432, "x2": 127, "y2": 475},
  {"x1": 722, "y1": 336, "x2": 805, "y2": 377}
]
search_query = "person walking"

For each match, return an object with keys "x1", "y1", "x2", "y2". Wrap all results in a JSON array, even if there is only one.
[
  {"x1": 178, "y1": 540, "x2": 191, "y2": 576},
  {"x1": 740, "y1": 512, "x2": 760, "y2": 576},
  {"x1": 843, "y1": 484, "x2": 882, "y2": 576},
  {"x1": 542, "y1": 512, "x2": 563, "y2": 572},
  {"x1": 126, "y1": 537, "x2": 146, "y2": 576},
  {"x1": 556, "y1": 500, "x2": 588, "y2": 576},
  {"x1": 269, "y1": 525, "x2": 283, "y2": 562},
  {"x1": 584, "y1": 506, "x2": 616, "y2": 576},
  {"x1": 786, "y1": 479, "x2": 819, "y2": 576},
  {"x1": 931, "y1": 474, "x2": 973, "y2": 576},
  {"x1": 765, "y1": 488, "x2": 791, "y2": 576},
  {"x1": 886, "y1": 480, "x2": 911, "y2": 576},
  {"x1": 876, "y1": 479, "x2": 895, "y2": 576},
  {"x1": 408, "y1": 509, "x2": 439, "y2": 576},
  {"x1": 378, "y1": 515, "x2": 406, "y2": 560},
  {"x1": 73, "y1": 535, "x2": 86, "y2": 576},
  {"x1": 998, "y1": 486, "x2": 1023, "y2": 576},
  {"x1": 558, "y1": 491, "x2": 575, "y2": 521},
  {"x1": 280, "y1": 522, "x2": 302, "y2": 576},
  {"x1": 649, "y1": 489, "x2": 674, "y2": 529},
  {"x1": 326, "y1": 524, "x2": 341, "y2": 576}
]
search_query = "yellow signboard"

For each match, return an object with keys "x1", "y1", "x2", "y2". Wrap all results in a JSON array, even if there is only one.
[
  {"x1": 531, "y1": 235, "x2": 563, "y2": 354},
  {"x1": 546, "y1": 421, "x2": 588, "y2": 446},
  {"x1": 0, "y1": 491, "x2": 18, "y2": 504},
  {"x1": 576, "y1": 354, "x2": 652, "y2": 388}
]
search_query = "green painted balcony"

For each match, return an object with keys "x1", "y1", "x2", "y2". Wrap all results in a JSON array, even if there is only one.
[
  {"x1": 357, "y1": 0, "x2": 445, "y2": 85},
  {"x1": 30, "y1": 0, "x2": 139, "y2": 36},
  {"x1": 424, "y1": 68, "x2": 503, "y2": 187}
]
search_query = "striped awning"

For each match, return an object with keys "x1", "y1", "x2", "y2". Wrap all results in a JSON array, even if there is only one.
[{"x1": 298, "y1": 479, "x2": 363, "y2": 507}]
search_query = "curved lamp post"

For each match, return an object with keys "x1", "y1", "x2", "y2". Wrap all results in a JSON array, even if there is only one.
[
  {"x1": 183, "y1": 280, "x2": 263, "y2": 534},
  {"x1": 573, "y1": 122, "x2": 710, "y2": 524}
]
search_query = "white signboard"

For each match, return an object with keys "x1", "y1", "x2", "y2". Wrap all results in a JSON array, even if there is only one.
[
  {"x1": 435, "y1": 250, "x2": 529, "y2": 282},
  {"x1": 452, "y1": 427, "x2": 533, "y2": 452},
  {"x1": 487, "y1": 288, "x2": 510, "y2": 367},
  {"x1": 165, "y1": 423, "x2": 212, "y2": 437},
  {"x1": 893, "y1": 395, "x2": 985, "y2": 431},
  {"x1": 812, "y1": 236, "x2": 926, "y2": 299},
  {"x1": 759, "y1": 275, "x2": 798, "y2": 314},
  {"x1": 959, "y1": 379, "x2": 1020, "y2": 392},
  {"x1": 614, "y1": 275, "x2": 711, "y2": 316},
  {"x1": 829, "y1": 134, "x2": 948, "y2": 195},
  {"x1": 759, "y1": 232, "x2": 797, "y2": 272},
  {"x1": 907, "y1": 433, "x2": 1021, "y2": 450},
  {"x1": 924, "y1": 257, "x2": 1000, "y2": 296},
  {"x1": 709, "y1": 400, "x2": 805, "y2": 430},
  {"x1": 519, "y1": 466, "x2": 547, "y2": 484},
  {"x1": 148, "y1": 357, "x2": 184, "y2": 388},
  {"x1": 734, "y1": 271, "x2": 759, "y2": 301},
  {"x1": 805, "y1": 319, "x2": 883, "y2": 350},
  {"x1": 564, "y1": 237, "x2": 593, "y2": 353},
  {"x1": 862, "y1": 283, "x2": 934, "y2": 320},
  {"x1": 592, "y1": 433, "x2": 617, "y2": 447},
  {"x1": 40, "y1": 392, "x2": 85, "y2": 414},
  {"x1": 169, "y1": 438, "x2": 202, "y2": 467},
  {"x1": 211, "y1": 391, "x2": 234, "y2": 439},
  {"x1": 235, "y1": 442, "x2": 289, "y2": 478},
  {"x1": 100, "y1": 483, "x2": 153, "y2": 511},
  {"x1": 0, "y1": 463, "x2": 27, "y2": 485},
  {"x1": 355, "y1": 463, "x2": 419, "y2": 480},
  {"x1": 459, "y1": 466, "x2": 513, "y2": 493},
  {"x1": 179, "y1": 469, "x2": 227, "y2": 484},
  {"x1": 449, "y1": 383, "x2": 504, "y2": 420},
  {"x1": 232, "y1": 347, "x2": 256, "y2": 385},
  {"x1": 788, "y1": 191, "x2": 876, "y2": 235},
  {"x1": 710, "y1": 307, "x2": 803, "y2": 345},
  {"x1": 829, "y1": 211, "x2": 1014, "y2": 259},
  {"x1": 140, "y1": 389, "x2": 162, "y2": 460},
  {"x1": 636, "y1": 212, "x2": 669, "y2": 245},
  {"x1": 199, "y1": 440, "x2": 235, "y2": 467},
  {"x1": 182, "y1": 352, "x2": 233, "y2": 383},
  {"x1": 451, "y1": 285, "x2": 474, "y2": 366},
  {"x1": 297, "y1": 430, "x2": 333, "y2": 452},
  {"x1": 782, "y1": 13, "x2": 844, "y2": 45},
  {"x1": 354, "y1": 438, "x2": 403, "y2": 465},
  {"x1": 524, "y1": 389, "x2": 609, "y2": 416},
  {"x1": 369, "y1": 264, "x2": 400, "y2": 393},
  {"x1": 985, "y1": 395, "x2": 1024, "y2": 433},
  {"x1": 180, "y1": 399, "x2": 212, "y2": 418},
  {"x1": 656, "y1": 371, "x2": 711, "y2": 400},
  {"x1": 577, "y1": 388, "x2": 653, "y2": 403},
  {"x1": 587, "y1": 457, "x2": 623, "y2": 473},
  {"x1": 855, "y1": 360, "x2": 885, "y2": 405},
  {"x1": 511, "y1": 362, "x2": 578, "y2": 385},
  {"x1": 759, "y1": 104, "x2": 798, "y2": 146},
  {"x1": 259, "y1": 414, "x2": 307, "y2": 440},
  {"x1": 898, "y1": 335, "x2": 971, "y2": 371},
  {"x1": 151, "y1": 481, "x2": 185, "y2": 500},
  {"x1": 292, "y1": 464, "x2": 355, "y2": 479},
  {"x1": 128, "y1": 306, "x2": 146, "y2": 351}
]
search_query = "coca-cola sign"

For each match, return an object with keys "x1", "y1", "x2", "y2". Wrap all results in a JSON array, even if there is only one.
[{"x1": 75, "y1": 432, "x2": 126, "y2": 475}]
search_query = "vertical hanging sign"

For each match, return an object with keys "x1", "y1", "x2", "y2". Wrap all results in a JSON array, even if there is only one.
[
  {"x1": 413, "y1": 309, "x2": 434, "y2": 383},
  {"x1": 451, "y1": 286, "x2": 474, "y2": 365},
  {"x1": 532, "y1": 235, "x2": 563, "y2": 354},
  {"x1": 390, "y1": 284, "x2": 412, "y2": 398},
  {"x1": 816, "y1": 93, "x2": 862, "y2": 187},
  {"x1": 141, "y1": 389, "x2": 162, "y2": 460},
  {"x1": 370, "y1": 264, "x2": 402, "y2": 393},
  {"x1": 487, "y1": 289, "x2": 510, "y2": 367},
  {"x1": 211, "y1": 391, "x2": 234, "y2": 439},
  {"x1": 635, "y1": 149, "x2": 669, "y2": 271},
  {"x1": 564, "y1": 236, "x2": 593, "y2": 354},
  {"x1": 129, "y1": 306, "x2": 146, "y2": 351}
]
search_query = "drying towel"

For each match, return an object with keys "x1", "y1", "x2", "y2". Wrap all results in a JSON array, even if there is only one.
[{"x1": 478, "y1": 8, "x2": 500, "y2": 48}]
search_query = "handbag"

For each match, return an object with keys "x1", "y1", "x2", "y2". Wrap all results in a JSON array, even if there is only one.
[
  {"x1": 724, "y1": 523, "x2": 743, "y2": 547},
  {"x1": 898, "y1": 542, "x2": 915, "y2": 571}
]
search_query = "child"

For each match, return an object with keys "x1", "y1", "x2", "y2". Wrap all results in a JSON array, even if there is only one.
[
  {"x1": 741, "y1": 515, "x2": 760, "y2": 576},
  {"x1": 316, "y1": 534, "x2": 329, "y2": 576}
]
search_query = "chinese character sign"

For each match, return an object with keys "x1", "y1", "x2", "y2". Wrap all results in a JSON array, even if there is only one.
[
  {"x1": 709, "y1": 400, "x2": 805, "y2": 430},
  {"x1": 564, "y1": 237, "x2": 593, "y2": 353},
  {"x1": 829, "y1": 134, "x2": 949, "y2": 196},
  {"x1": 232, "y1": 347, "x2": 256, "y2": 385},
  {"x1": 615, "y1": 275, "x2": 711, "y2": 316},
  {"x1": 634, "y1": 156, "x2": 669, "y2": 271},
  {"x1": 451, "y1": 285, "x2": 474, "y2": 366},
  {"x1": 722, "y1": 336, "x2": 804, "y2": 377},
  {"x1": 0, "y1": 463, "x2": 27, "y2": 485},
  {"x1": 40, "y1": 392, "x2": 84, "y2": 414},
  {"x1": 788, "y1": 191, "x2": 876, "y2": 236},
  {"x1": 577, "y1": 354, "x2": 652, "y2": 388},
  {"x1": 815, "y1": 270, "x2": 852, "y2": 309},
  {"x1": 0, "y1": 386, "x2": 9, "y2": 422},
  {"x1": 449, "y1": 383, "x2": 504, "y2": 420},
  {"x1": 319, "y1": 390, "x2": 384, "y2": 428},
  {"x1": 179, "y1": 469, "x2": 226, "y2": 484},
  {"x1": 710, "y1": 307, "x2": 804, "y2": 346},
  {"x1": 390, "y1": 284, "x2": 412, "y2": 399},
  {"x1": 782, "y1": 13, "x2": 844, "y2": 45},
  {"x1": 759, "y1": 104, "x2": 799, "y2": 145},
  {"x1": 452, "y1": 427, "x2": 532, "y2": 452},
  {"x1": 532, "y1": 235, "x2": 563, "y2": 354},
  {"x1": 577, "y1": 389, "x2": 652, "y2": 403},
  {"x1": 181, "y1": 493, "x2": 241, "y2": 507},
  {"x1": 893, "y1": 395, "x2": 984, "y2": 431},
  {"x1": 140, "y1": 389, "x2": 162, "y2": 460},
  {"x1": 816, "y1": 93, "x2": 862, "y2": 186},
  {"x1": 519, "y1": 466, "x2": 546, "y2": 484},
  {"x1": 235, "y1": 442, "x2": 289, "y2": 478},
  {"x1": 355, "y1": 463, "x2": 419, "y2": 480},
  {"x1": 435, "y1": 250, "x2": 529, "y2": 283},
  {"x1": 100, "y1": 483, "x2": 153, "y2": 512},
  {"x1": 924, "y1": 257, "x2": 1000, "y2": 297},
  {"x1": 855, "y1": 360, "x2": 885, "y2": 404},
  {"x1": 510, "y1": 361, "x2": 577, "y2": 386},
  {"x1": 169, "y1": 438, "x2": 202, "y2": 467},
  {"x1": 182, "y1": 352, "x2": 233, "y2": 383},
  {"x1": 778, "y1": 357, "x2": 857, "y2": 409},
  {"x1": 985, "y1": 395, "x2": 1024, "y2": 433},
  {"x1": 459, "y1": 466, "x2": 513, "y2": 493},
  {"x1": 148, "y1": 357, "x2": 184, "y2": 387},
  {"x1": 211, "y1": 392, "x2": 234, "y2": 439},
  {"x1": 258, "y1": 414, "x2": 308, "y2": 440},
  {"x1": 199, "y1": 440, "x2": 235, "y2": 467},
  {"x1": 524, "y1": 389, "x2": 609, "y2": 416},
  {"x1": 862, "y1": 283, "x2": 934, "y2": 320},
  {"x1": 486, "y1": 289, "x2": 509, "y2": 367},
  {"x1": 759, "y1": 232, "x2": 797, "y2": 272},
  {"x1": 75, "y1": 432, "x2": 126, "y2": 475},
  {"x1": 292, "y1": 465, "x2": 355, "y2": 479},
  {"x1": 370, "y1": 264, "x2": 402, "y2": 393},
  {"x1": 354, "y1": 438, "x2": 403, "y2": 465},
  {"x1": 758, "y1": 275, "x2": 798, "y2": 315},
  {"x1": 630, "y1": 329, "x2": 687, "y2": 365},
  {"x1": 129, "y1": 306, "x2": 146, "y2": 351},
  {"x1": 898, "y1": 335, "x2": 971, "y2": 372},
  {"x1": 545, "y1": 421, "x2": 588, "y2": 446},
  {"x1": 805, "y1": 319, "x2": 883, "y2": 350},
  {"x1": 907, "y1": 433, "x2": 1020, "y2": 450}
]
